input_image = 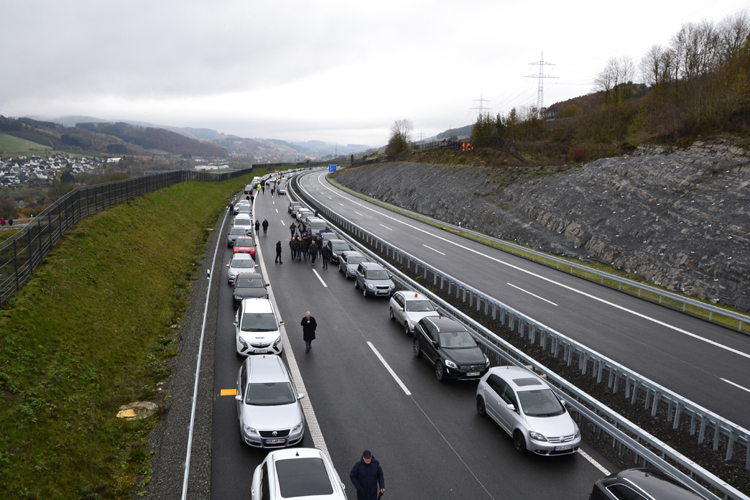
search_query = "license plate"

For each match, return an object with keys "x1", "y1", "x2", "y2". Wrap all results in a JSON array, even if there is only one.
[
  {"x1": 466, "y1": 372, "x2": 480, "y2": 377},
  {"x1": 265, "y1": 438, "x2": 285, "y2": 445},
  {"x1": 378, "y1": 290, "x2": 388, "y2": 294},
  {"x1": 554, "y1": 445, "x2": 572, "y2": 451},
  {"x1": 253, "y1": 349, "x2": 268, "y2": 354}
]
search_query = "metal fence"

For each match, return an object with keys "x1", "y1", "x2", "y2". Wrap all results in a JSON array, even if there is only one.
[
  {"x1": 328, "y1": 181, "x2": 750, "y2": 334},
  {"x1": 291, "y1": 175, "x2": 750, "y2": 500},
  {"x1": 0, "y1": 168, "x2": 255, "y2": 308}
]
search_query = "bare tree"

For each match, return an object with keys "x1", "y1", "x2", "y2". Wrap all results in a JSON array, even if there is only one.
[
  {"x1": 385, "y1": 119, "x2": 413, "y2": 155},
  {"x1": 594, "y1": 56, "x2": 635, "y2": 103},
  {"x1": 640, "y1": 45, "x2": 666, "y2": 87},
  {"x1": 719, "y1": 11, "x2": 750, "y2": 62}
]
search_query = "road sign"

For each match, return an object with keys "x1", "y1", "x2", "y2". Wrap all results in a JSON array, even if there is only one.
[{"x1": 329, "y1": 164, "x2": 337, "y2": 173}]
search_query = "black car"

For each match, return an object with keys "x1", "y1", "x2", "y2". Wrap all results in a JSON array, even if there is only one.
[
  {"x1": 589, "y1": 468, "x2": 705, "y2": 500},
  {"x1": 323, "y1": 239, "x2": 351, "y2": 263},
  {"x1": 413, "y1": 316, "x2": 489, "y2": 382},
  {"x1": 232, "y1": 272, "x2": 269, "y2": 307}
]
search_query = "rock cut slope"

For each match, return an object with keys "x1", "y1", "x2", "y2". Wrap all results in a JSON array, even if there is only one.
[{"x1": 333, "y1": 146, "x2": 750, "y2": 312}]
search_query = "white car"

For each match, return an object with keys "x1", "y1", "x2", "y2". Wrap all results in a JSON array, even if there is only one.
[
  {"x1": 235, "y1": 298, "x2": 284, "y2": 356},
  {"x1": 251, "y1": 448, "x2": 348, "y2": 500},
  {"x1": 236, "y1": 355, "x2": 304, "y2": 448},
  {"x1": 227, "y1": 253, "x2": 257, "y2": 285},
  {"x1": 476, "y1": 366, "x2": 581, "y2": 456},
  {"x1": 389, "y1": 291, "x2": 440, "y2": 334},
  {"x1": 233, "y1": 215, "x2": 254, "y2": 234}
]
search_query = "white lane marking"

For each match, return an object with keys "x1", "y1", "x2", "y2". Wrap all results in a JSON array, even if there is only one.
[
  {"x1": 367, "y1": 342, "x2": 411, "y2": 395},
  {"x1": 256, "y1": 214, "x2": 330, "y2": 458},
  {"x1": 280, "y1": 220, "x2": 285, "y2": 226},
  {"x1": 312, "y1": 176, "x2": 750, "y2": 361},
  {"x1": 313, "y1": 269, "x2": 327, "y2": 288},
  {"x1": 506, "y1": 283, "x2": 558, "y2": 306},
  {"x1": 328, "y1": 197, "x2": 332, "y2": 200},
  {"x1": 721, "y1": 378, "x2": 750, "y2": 394},
  {"x1": 275, "y1": 208, "x2": 278, "y2": 213},
  {"x1": 339, "y1": 202, "x2": 344, "y2": 206},
  {"x1": 578, "y1": 449, "x2": 610, "y2": 476},
  {"x1": 355, "y1": 211, "x2": 363, "y2": 216},
  {"x1": 380, "y1": 224, "x2": 392, "y2": 231},
  {"x1": 423, "y1": 244, "x2": 445, "y2": 256}
]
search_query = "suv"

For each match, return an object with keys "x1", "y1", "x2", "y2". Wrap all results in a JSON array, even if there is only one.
[
  {"x1": 339, "y1": 251, "x2": 369, "y2": 279},
  {"x1": 413, "y1": 316, "x2": 490, "y2": 382},
  {"x1": 251, "y1": 448, "x2": 348, "y2": 500},
  {"x1": 589, "y1": 468, "x2": 705, "y2": 499},
  {"x1": 235, "y1": 355, "x2": 305, "y2": 448},
  {"x1": 288, "y1": 201, "x2": 301, "y2": 214},
  {"x1": 354, "y1": 262, "x2": 394, "y2": 297},
  {"x1": 235, "y1": 298, "x2": 284, "y2": 356}
]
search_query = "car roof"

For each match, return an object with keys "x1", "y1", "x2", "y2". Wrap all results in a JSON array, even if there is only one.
[
  {"x1": 487, "y1": 366, "x2": 548, "y2": 391},
  {"x1": 245, "y1": 355, "x2": 288, "y2": 383},
  {"x1": 422, "y1": 316, "x2": 466, "y2": 333},
  {"x1": 268, "y1": 448, "x2": 336, "y2": 498},
  {"x1": 326, "y1": 239, "x2": 347, "y2": 244},
  {"x1": 614, "y1": 468, "x2": 704, "y2": 498},
  {"x1": 360, "y1": 262, "x2": 385, "y2": 270},
  {"x1": 236, "y1": 272, "x2": 262, "y2": 280},
  {"x1": 399, "y1": 291, "x2": 430, "y2": 301},
  {"x1": 308, "y1": 218, "x2": 325, "y2": 223},
  {"x1": 242, "y1": 298, "x2": 274, "y2": 313},
  {"x1": 232, "y1": 253, "x2": 253, "y2": 261}
]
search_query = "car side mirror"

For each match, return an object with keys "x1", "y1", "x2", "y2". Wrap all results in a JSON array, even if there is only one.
[
  {"x1": 279, "y1": 321, "x2": 284, "y2": 325},
  {"x1": 432, "y1": 341, "x2": 440, "y2": 349},
  {"x1": 235, "y1": 395, "x2": 242, "y2": 401},
  {"x1": 226, "y1": 263, "x2": 230, "y2": 267},
  {"x1": 233, "y1": 321, "x2": 238, "y2": 326},
  {"x1": 264, "y1": 283, "x2": 269, "y2": 287},
  {"x1": 560, "y1": 399, "x2": 567, "y2": 407},
  {"x1": 298, "y1": 393, "x2": 305, "y2": 400},
  {"x1": 506, "y1": 403, "x2": 516, "y2": 412}
]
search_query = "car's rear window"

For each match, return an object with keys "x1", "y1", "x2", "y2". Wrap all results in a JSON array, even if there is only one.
[
  {"x1": 235, "y1": 237, "x2": 255, "y2": 246},
  {"x1": 235, "y1": 218, "x2": 251, "y2": 226},
  {"x1": 241, "y1": 312, "x2": 277, "y2": 332},
  {"x1": 275, "y1": 458, "x2": 334, "y2": 497},
  {"x1": 331, "y1": 242, "x2": 350, "y2": 252}
]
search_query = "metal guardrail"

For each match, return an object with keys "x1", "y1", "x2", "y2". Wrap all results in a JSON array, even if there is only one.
[
  {"x1": 328, "y1": 180, "x2": 750, "y2": 334},
  {"x1": 0, "y1": 168, "x2": 257, "y2": 308},
  {"x1": 291, "y1": 175, "x2": 750, "y2": 500}
]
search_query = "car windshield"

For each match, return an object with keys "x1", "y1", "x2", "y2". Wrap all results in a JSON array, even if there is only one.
[
  {"x1": 406, "y1": 300, "x2": 436, "y2": 312},
  {"x1": 236, "y1": 278, "x2": 263, "y2": 288},
  {"x1": 235, "y1": 238, "x2": 255, "y2": 246},
  {"x1": 331, "y1": 242, "x2": 350, "y2": 252},
  {"x1": 366, "y1": 269, "x2": 389, "y2": 280},
  {"x1": 245, "y1": 382, "x2": 295, "y2": 406},
  {"x1": 232, "y1": 259, "x2": 255, "y2": 268},
  {"x1": 241, "y1": 312, "x2": 278, "y2": 332},
  {"x1": 517, "y1": 389, "x2": 565, "y2": 417},
  {"x1": 438, "y1": 330, "x2": 477, "y2": 348}
]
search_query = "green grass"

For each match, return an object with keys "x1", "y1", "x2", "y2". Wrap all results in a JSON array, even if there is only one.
[
  {"x1": 0, "y1": 174, "x2": 253, "y2": 499},
  {"x1": 0, "y1": 134, "x2": 52, "y2": 155},
  {"x1": 0, "y1": 229, "x2": 20, "y2": 243}
]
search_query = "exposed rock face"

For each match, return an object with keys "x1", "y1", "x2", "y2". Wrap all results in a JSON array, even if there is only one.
[{"x1": 334, "y1": 151, "x2": 750, "y2": 311}]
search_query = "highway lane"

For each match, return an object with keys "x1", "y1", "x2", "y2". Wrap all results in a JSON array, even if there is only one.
[
  {"x1": 230, "y1": 190, "x2": 615, "y2": 499},
  {"x1": 298, "y1": 171, "x2": 750, "y2": 429}
]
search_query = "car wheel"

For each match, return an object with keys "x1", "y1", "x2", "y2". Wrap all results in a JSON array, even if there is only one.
[
  {"x1": 513, "y1": 431, "x2": 526, "y2": 454},
  {"x1": 435, "y1": 362, "x2": 446, "y2": 382},
  {"x1": 476, "y1": 397, "x2": 486, "y2": 417},
  {"x1": 362, "y1": 287, "x2": 367, "y2": 298},
  {"x1": 404, "y1": 322, "x2": 410, "y2": 335},
  {"x1": 412, "y1": 337, "x2": 422, "y2": 358},
  {"x1": 389, "y1": 308, "x2": 395, "y2": 320}
]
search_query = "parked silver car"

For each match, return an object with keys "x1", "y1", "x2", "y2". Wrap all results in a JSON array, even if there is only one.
[
  {"x1": 227, "y1": 253, "x2": 257, "y2": 285},
  {"x1": 354, "y1": 262, "x2": 395, "y2": 297},
  {"x1": 288, "y1": 201, "x2": 301, "y2": 214},
  {"x1": 476, "y1": 366, "x2": 581, "y2": 456},
  {"x1": 234, "y1": 298, "x2": 284, "y2": 355},
  {"x1": 338, "y1": 251, "x2": 369, "y2": 279},
  {"x1": 389, "y1": 291, "x2": 440, "y2": 334},
  {"x1": 236, "y1": 355, "x2": 304, "y2": 448}
]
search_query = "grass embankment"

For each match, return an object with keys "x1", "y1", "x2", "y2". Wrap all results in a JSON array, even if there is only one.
[
  {"x1": 0, "y1": 174, "x2": 253, "y2": 499},
  {"x1": 0, "y1": 133, "x2": 55, "y2": 155}
]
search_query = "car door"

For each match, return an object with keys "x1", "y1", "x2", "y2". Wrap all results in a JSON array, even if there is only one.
[
  {"x1": 497, "y1": 381, "x2": 520, "y2": 432},
  {"x1": 422, "y1": 323, "x2": 440, "y2": 364},
  {"x1": 392, "y1": 294, "x2": 405, "y2": 323},
  {"x1": 483, "y1": 375, "x2": 505, "y2": 427},
  {"x1": 355, "y1": 263, "x2": 365, "y2": 288},
  {"x1": 236, "y1": 362, "x2": 247, "y2": 421}
]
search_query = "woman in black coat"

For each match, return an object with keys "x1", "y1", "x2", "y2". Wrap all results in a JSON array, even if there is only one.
[{"x1": 301, "y1": 311, "x2": 317, "y2": 352}]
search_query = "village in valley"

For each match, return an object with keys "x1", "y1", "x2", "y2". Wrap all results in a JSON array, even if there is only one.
[{"x1": 0, "y1": 154, "x2": 120, "y2": 188}]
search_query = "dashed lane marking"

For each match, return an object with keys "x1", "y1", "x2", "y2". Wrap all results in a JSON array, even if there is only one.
[
  {"x1": 380, "y1": 224, "x2": 392, "y2": 231},
  {"x1": 281, "y1": 220, "x2": 285, "y2": 226},
  {"x1": 506, "y1": 283, "x2": 558, "y2": 306},
  {"x1": 721, "y1": 378, "x2": 750, "y2": 394},
  {"x1": 313, "y1": 269, "x2": 328, "y2": 288},
  {"x1": 367, "y1": 342, "x2": 411, "y2": 395},
  {"x1": 423, "y1": 244, "x2": 445, "y2": 255}
]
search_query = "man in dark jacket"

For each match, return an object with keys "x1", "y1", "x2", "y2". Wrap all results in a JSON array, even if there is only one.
[
  {"x1": 300, "y1": 311, "x2": 317, "y2": 352},
  {"x1": 289, "y1": 237, "x2": 299, "y2": 261},
  {"x1": 350, "y1": 450, "x2": 384, "y2": 500},
  {"x1": 320, "y1": 243, "x2": 331, "y2": 269},
  {"x1": 275, "y1": 241, "x2": 283, "y2": 264},
  {"x1": 262, "y1": 219, "x2": 269, "y2": 235},
  {"x1": 309, "y1": 240, "x2": 319, "y2": 266}
]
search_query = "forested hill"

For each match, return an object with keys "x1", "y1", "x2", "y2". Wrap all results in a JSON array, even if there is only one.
[{"x1": 76, "y1": 122, "x2": 227, "y2": 157}]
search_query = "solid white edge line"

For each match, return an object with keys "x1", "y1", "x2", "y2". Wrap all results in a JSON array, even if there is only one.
[
  {"x1": 423, "y1": 244, "x2": 446, "y2": 256},
  {"x1": 255, "y1": 200, "x2": 330, "y2": 459},
  {"x1": 312, "y1": 176, "x2": 750, "y2": 361},
  {"x1": 181, "y1": 206, "x2": 229, "y2": 500},
  {"x1": 578, "y1": 449, "x2": 611, "y2": 476},
  {"x1": 721, "y1": 378, "x2": 750, "y2": 394},
  {"x1": 367, "y1": 342, "x2": 411, "y2": 395},
  {"x1": 506, "y1": 282, "x2": 558, "y2": 306},
  {"x1": 312, "y1": 269, "x2": 328, "y2": 288}
]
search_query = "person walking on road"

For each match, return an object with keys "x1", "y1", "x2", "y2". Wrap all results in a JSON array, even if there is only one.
[
  {"x1": 301, "y1": 311, "x2": 317, "y2": 352},
  {"x1": 289, "y1": 237, "x2": 299, "y2": 261},
  {"x1": 261, "y1": 185, "x2": 265, "y2": 195},
  {"x1": 228, "y1": 202, "x2": 233, "y2": 214},
  {"x1": 290, "y1": 223, "x2": 296, "y2": 239},
  {"x1": 262, "y1": 219, "x2": 269, "y2": 235},
  {"x1": 320, "y1": 243, "x2": 331, "y2": 269},
  {"x1": 275, "y1": 241, "x2": 283, "y2": 264},
  {"x1": 350, "y1": 450, "x2": 384, "y2": 500},
  {"x1": 299, "y1": 236, "x2": 308, "y2": 261},
  {"x1": 309, "y1": 239, "x2": 319, "y2": 266},
  {"x1": 255, "y1": 220, "x2": 260, "y2": 235}
]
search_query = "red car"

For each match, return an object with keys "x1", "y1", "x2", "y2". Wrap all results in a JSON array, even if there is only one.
[{"x1": 233, "y1": 236, "x2": 257, "y2": 260}]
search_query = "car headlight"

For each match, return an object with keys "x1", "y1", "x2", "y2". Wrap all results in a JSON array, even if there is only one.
[
  {"x1": 389, "y1": 284, "x2": 394, "y2": 289},
  {"x1": 238, "y1": 337, "x2": 248, "y2": 348},
  {"x1": 484, "y1": 354, "x2": 490, "y2": 367},
  {"x1": 445, "y1": 359, "x2": 458, "y2": 369},
  {"x1": 529, "y1": 431, "x2": 547, "y2": 442},
  {"x1": 367, "y1": 284, "x2": 374, "y2": 290},
  {"x1": 291, "y1": 424, "x2": 303, "y2": 434},
  {"x1": 243, "y1": 425, "x2": 258, "y2": 435},
  {"x1": 574, "y1": 425, "x2": 580, "y2": 439},
  {"x1": 272, "y1": 336, "x2": 282, "y2": 348}
]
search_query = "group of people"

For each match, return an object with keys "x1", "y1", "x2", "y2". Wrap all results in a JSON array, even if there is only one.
[
  {"x1": 0, "y1": 218, "x2": 14, "y2": 227},
  {"x1": 287, "y1": 230, "x2": 332, "y2": 267}
]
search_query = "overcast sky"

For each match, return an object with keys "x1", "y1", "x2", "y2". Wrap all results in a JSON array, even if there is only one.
[{"x1": 1, "y1": 0, "x2": 747, "y2": 147}]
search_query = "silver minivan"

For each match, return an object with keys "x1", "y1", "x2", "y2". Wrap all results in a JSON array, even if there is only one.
[{"x1": 236, "y1": 355, "x2": 305, "y2": 448}]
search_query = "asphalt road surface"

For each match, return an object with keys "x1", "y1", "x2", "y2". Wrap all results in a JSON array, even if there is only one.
[
  {"x1": 209, "y1": 186, "x2": 615, "y2": 500},
  {"x1": 296, "y1": 171, "x2": 750, "y2": 430}
]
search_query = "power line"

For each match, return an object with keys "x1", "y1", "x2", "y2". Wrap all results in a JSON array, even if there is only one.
[{"x1": 525, "y1": 51, "x2": 558, "y2": 117}]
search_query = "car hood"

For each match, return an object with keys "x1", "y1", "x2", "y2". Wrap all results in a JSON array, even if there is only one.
[
  {"x1": 443, "y1": 347, "x2": 486, "y2": 365},
  {"x1": 364, "y1": 279, "x2": 394, "y2": 287},
  {"x1": 234, "y1": 288, "x2": 268, "y2": 299},
  {"x1": 524, "y1": 412, "x2": 578, "y2": 438},
  {"x1": 238, "y1": 331, "x2": 280, "y2": 343},
  {"x1": 241, "y1": 401, "x2": 303, "y2": 430},
  {"x1": 405, "y1": 311, "x2": 440, "y2": 324}
]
